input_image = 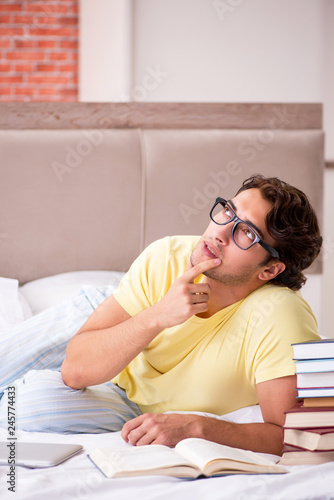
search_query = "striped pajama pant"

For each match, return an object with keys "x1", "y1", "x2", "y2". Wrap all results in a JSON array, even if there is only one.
[{"x1": 0, "y1": 286, "x2": 141, "y2": 434}]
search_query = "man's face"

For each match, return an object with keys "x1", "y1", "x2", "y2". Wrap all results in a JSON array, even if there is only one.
[{"x1": 190, "y1": 188, "x2": 277, "y2": 286}]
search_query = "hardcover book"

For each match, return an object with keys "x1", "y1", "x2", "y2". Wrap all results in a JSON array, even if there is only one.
[
  {"x1": 302, "y1": 397, "x2": 334, "y2": 407},
  {"x1": 294, "y1": 358, "x2": 334, "y2": 374},
  {"x1": 279, "y1": 444, "x2": 334, "y2": 466},
  {"x1": 292, "y1": 339, "x2": 334, "y2": 360},
  {"x1": 283, "y1": 427, "x2": 334, "y2": 451},
  {"x1": 284, "y1": 403, "x2": 334, "y2": 428},
  {"x1": 296, "y1": 371, "x2": 334, "y2": 388},
  {"x1": 88, "y1": 438, "x2": 287, "y2": 478},
  {"x1": 297, "y1": 387, "x2": 334, "y2": 398}
]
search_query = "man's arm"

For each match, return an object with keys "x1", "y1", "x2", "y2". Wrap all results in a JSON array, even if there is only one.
[
  {"x1": 121, "y1": 374, "x2": 297, "y2": 455},
  {"x1": 61, "y1": 258, "x2": 221, "y2": 389}
]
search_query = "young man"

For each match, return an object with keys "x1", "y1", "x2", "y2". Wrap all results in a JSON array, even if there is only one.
[{"x1": 61, "y1": 175, "x2": 322, "y2": 455}]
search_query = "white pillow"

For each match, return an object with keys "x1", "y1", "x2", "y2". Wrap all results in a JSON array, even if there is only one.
[
  {"x1": 19, "y1": 270, "x2": 125, "y2": 315},
  {"x1": 0, "y1": 277, "x2": 33, "y2": 333},
  {"x1": 19, "y1": 293, "x2": 33, "y2": 321}
]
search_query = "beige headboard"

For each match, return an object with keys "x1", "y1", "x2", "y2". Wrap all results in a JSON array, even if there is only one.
[{"x1": 0, "y1": 102, "x2": 324, "y2": 284}]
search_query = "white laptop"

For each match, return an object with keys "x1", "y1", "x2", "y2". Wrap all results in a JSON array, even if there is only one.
[{"x1": 0, "y1": 441, "x2": 83, "y2": 468}]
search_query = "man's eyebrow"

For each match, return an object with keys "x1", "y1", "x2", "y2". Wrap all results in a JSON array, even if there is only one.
[{"x1": 227, "y1": 199, "x2": 265, "y2": 239}]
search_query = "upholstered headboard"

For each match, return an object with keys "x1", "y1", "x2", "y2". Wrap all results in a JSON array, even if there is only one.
[{"x1": 0, "y1": 103, "x2": 324, "y2": 284}]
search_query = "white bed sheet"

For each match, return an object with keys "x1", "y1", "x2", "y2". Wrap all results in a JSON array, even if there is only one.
[
  {"x1": 1, "y1": 428, "x2": 334, "y2": 500},
  {"x1": 0, "y1": 272, "x2": 333, "y2": 500}
]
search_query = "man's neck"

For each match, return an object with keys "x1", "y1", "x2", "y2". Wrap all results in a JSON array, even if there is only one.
[{"x1": 196, "y1": 277, "x2": 264, "y2": 318}]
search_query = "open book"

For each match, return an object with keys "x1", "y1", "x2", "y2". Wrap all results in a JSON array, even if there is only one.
[{"x1": 88, "y1": 438, "x2": 288, "y2": 479}]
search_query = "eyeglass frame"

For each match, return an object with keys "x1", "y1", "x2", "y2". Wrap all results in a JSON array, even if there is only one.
[{"x1": 209, "y1": 197, "x2": 280, "y2": 260}]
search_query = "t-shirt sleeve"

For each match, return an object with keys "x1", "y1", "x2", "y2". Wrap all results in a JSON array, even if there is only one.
[{"x1": 243, "y1": 287, "x2": 320, "y2": 384}]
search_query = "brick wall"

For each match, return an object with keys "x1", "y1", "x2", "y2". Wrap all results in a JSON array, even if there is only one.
[{"x1": 0, "y1": 0, "x2": 78, "y2": 101}]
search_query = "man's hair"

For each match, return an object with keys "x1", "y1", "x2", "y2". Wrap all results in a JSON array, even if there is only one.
[{"x1": 236, "y1": 174, "x2": 322, "y2": 291}]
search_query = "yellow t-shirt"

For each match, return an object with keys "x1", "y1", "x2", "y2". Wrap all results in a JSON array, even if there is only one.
[{"x1": 112, "y1": 235, "x2": 320, "y2": 415}]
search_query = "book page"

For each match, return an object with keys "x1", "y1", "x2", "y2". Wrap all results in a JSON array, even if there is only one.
[
  {"x1": 175, "y1": 438, "x2": 281, "y2": 472},
  {"x1": 89, "y1": 444, "x2": 197, "y2": 477}
]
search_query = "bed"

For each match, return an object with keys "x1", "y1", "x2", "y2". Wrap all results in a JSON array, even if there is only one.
[{"x1": 1, "y1": 102, "x2": 333, "y2": 500}]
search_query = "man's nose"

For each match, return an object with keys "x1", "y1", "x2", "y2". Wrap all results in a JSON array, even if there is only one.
[{"x1": 213, "y1": 221, "x2": 233, "y2": 246}]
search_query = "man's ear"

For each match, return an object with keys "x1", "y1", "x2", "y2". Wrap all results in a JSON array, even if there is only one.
[{"x1": 258, "y1": 261, "x2": 286, "y2": 282}]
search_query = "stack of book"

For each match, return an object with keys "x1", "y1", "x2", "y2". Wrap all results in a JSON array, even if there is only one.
[{"x1": 280, "y1": 338, "x2": 334, "y2": 465}]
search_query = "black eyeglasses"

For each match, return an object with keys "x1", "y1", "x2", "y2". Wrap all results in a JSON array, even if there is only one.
[{"x1": 209, "y1": 197, "x2": 280, "y2": 259}]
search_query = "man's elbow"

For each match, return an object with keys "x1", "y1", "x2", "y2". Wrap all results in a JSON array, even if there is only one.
[{"x1": 61, "y1": 359, "x2": 86, "y2": 390}]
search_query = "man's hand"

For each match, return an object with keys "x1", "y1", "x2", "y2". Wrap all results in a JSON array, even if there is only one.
[
  {"x1": 121, "y1": 413, "x2": 203, "y2": 447},
  {"x1": 121, "y1": 409, "x2": 285, "y2": 455},
  {"x1": 61, "y1": 256, "x2": 220, "y2": 389},
  {"x1": 152, "y1": 257, "x2": 221, "y2": 329}
]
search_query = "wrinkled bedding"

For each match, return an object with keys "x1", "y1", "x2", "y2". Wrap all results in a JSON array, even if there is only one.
[{"x1": 0, "y1": 273, "x2": 333, "y2": 500}]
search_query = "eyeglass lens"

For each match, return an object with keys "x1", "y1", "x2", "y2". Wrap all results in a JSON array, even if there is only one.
[{"x1": 211, "y1": 202, "x2": 257, "y2": 250}]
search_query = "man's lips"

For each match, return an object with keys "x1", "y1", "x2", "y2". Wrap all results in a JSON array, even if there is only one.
[{"x1": 202, "y1": 242, "x2": 219, "y2": 259}]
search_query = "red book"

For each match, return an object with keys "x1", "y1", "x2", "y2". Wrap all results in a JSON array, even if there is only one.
[
  {"x1": 279, "y1": 444, "x2": 334, "y2": 466},
  {"x1": 283, "y1": 427, "x2": 334, "y2": 451},
  {"x1": 284, "y1": 402, "x2": 334, "y2": 428}
]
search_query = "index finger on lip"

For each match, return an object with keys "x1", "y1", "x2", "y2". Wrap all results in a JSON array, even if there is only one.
[{"x1": 186, "y1": 258, "x2": 221, "y2": 282}]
